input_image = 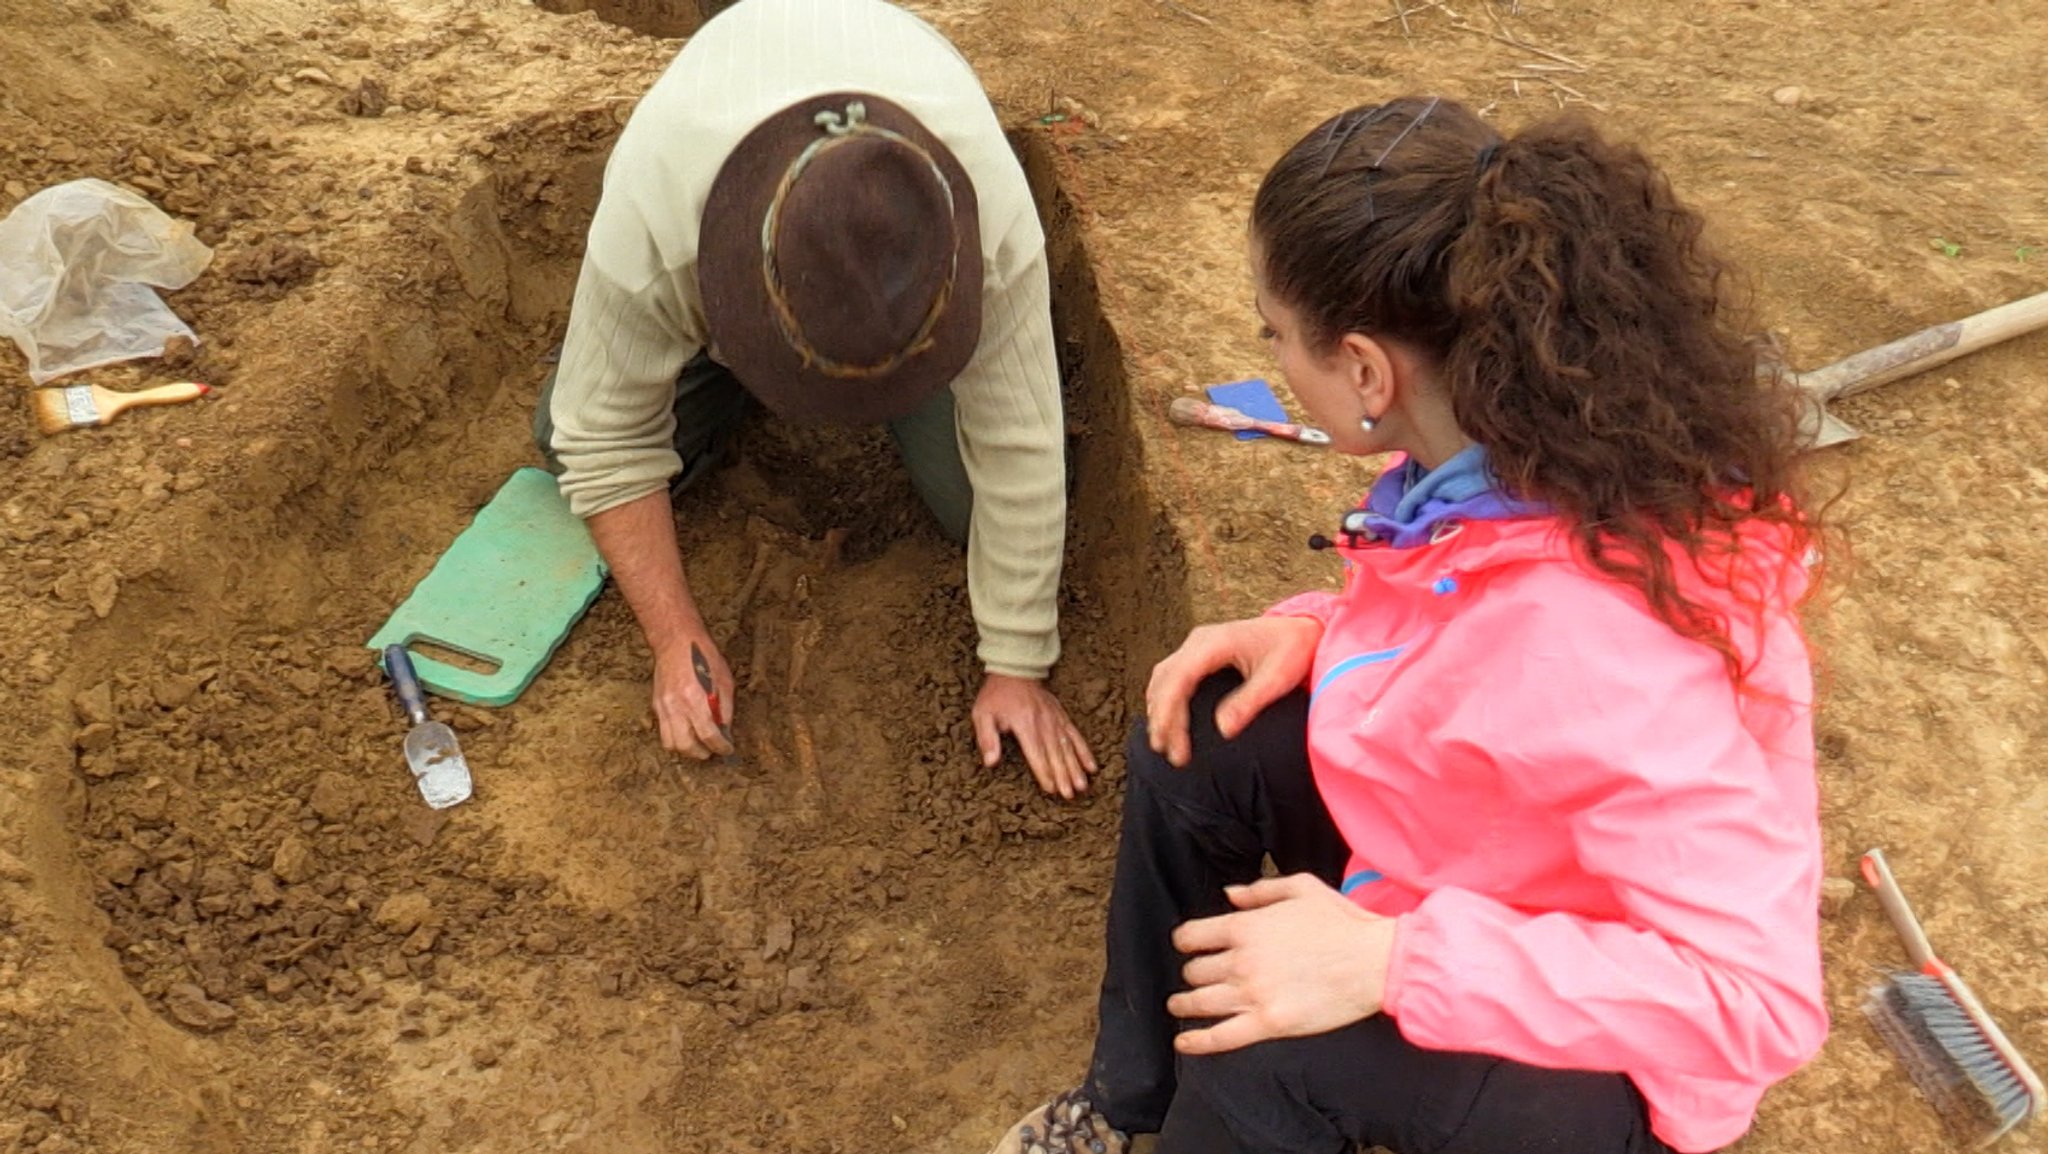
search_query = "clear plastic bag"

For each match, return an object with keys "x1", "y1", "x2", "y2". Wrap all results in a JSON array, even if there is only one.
[{"x1": 0, "y1": 179, "x2": 214, "y2": 384}]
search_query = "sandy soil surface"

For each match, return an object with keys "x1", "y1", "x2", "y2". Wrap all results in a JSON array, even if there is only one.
[{"x1": 2, "y1": 0, "x2": 2045, "y2": 1151}]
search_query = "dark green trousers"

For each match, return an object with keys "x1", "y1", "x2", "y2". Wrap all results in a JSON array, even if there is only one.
[{"x1": 535, "y1": 352, "x2": 973, "y2": 544}]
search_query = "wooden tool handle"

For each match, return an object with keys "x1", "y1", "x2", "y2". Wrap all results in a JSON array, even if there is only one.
[
  {"x1": 1800, "y1": 290, "x2": 2048, "y2": 402},
  {"x1": 1861, "y1": 848, "x2": 1939, "y2": 970},
  {"x1": 1169, "y1": 396, "x2": 1254, "y2": 432}
]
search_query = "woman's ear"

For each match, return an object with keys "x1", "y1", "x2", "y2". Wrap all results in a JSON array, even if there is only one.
[{"x1": 1335, "y1": 332, "x2": 1399, "y2": 423}]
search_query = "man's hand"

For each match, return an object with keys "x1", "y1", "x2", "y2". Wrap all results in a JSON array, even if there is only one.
[
  {"x1": 972, "y1": 673, "x2": 1099, "y2": 799},
  {"x1": 652, "y1": 633, "x2": 735, "y2": 760},
  {"x1": 585, "y1": 490, "x2": 736, "y2": 763},
  {"x1": 1145, "y1": 616, "x2": 1322, "y2": 767},
  {"x1": 1167, "y1": 874, "x2": 1398, "y2": 1055}
]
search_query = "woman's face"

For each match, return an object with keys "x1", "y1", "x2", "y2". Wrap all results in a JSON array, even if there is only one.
[{"x1": 1252, "y1": 249, "x2": 1375, "y2": 456}]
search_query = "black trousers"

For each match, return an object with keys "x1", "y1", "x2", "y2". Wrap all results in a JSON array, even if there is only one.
[{"x1": 1083, "y1": 672, "x2": 1677, "y2": 1154}]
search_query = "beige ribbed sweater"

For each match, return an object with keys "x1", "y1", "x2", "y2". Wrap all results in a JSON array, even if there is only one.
[{"x1": 545, "y1": 0, "x2": 1066, "y2": 679}]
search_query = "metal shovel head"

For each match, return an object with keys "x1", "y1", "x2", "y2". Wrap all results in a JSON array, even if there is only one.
[
  {"x1": 1796, "y1": 390, "x2": 1862, "y2": 449},
  {"x1": 404, "y1": 721, "x2": 474, "y2": 810}
]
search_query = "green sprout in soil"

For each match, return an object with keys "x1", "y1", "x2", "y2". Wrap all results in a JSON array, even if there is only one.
[{"x1": 1931, "y1": 237, "x2": 1964, "y2": 259}]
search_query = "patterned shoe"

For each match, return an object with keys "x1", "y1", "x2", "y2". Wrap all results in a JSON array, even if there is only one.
[{"x1": 986, "y1": 1089, "x2": 1130, "y2": 1154}]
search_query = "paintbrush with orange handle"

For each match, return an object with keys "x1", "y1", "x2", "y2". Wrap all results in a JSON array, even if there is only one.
[
  {"x1": 32, "y1": 381, "x2": 211, "y2": 435},
  {"x1": 1167, "y1": 396, "x2": 1330, "y2": 446}
]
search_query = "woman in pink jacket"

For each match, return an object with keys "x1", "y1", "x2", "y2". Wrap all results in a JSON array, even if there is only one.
[{"x1": 991, "y1": 95, "x2": 1827, "y2": 1154}]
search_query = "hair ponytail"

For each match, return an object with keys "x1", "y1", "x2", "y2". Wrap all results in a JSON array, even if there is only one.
[{"x1": 1253, "y1": 98, "x2": 1815, "y2": 684}]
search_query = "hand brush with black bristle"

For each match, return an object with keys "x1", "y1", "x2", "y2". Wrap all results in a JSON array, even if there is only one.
[{"x1": 1862, "y1": 848, "x2": 2044, "y2": 1146}]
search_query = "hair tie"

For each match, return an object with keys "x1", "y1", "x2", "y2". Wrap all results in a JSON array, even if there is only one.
[{"x1": 1474, "y1": 142, "x2": 1504, "y2": 173}]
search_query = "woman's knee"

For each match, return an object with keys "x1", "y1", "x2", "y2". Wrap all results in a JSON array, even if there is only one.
[
  {"x1": 1124, "y1": 672, "x2": 1291, "y2": 810},
  {"x1": 1169, "y1": 1040, "x2": 1340, "y2": 1154}
]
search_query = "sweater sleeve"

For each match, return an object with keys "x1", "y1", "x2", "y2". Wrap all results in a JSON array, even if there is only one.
[
  {"x1": 546, "y1": 209, "x2": 702, "y2": 520},
  {"x1": 1380, "y1": 615, "x2": 1827, "y2": 1090},
  {"x1": 951, "y1": 211, "x2": 1065, "y2": 680}
]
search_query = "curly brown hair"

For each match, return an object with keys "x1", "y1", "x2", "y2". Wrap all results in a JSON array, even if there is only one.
[{"x1": 1252, "y1": 96, "x2": 1817, "y2": 683}]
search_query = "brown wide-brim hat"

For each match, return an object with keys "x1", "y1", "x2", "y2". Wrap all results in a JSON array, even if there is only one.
[{"x1": 700, "y1": 92, "x2": 983, "y2": 425}]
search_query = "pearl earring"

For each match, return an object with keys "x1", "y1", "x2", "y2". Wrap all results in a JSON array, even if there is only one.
[{"x1": 1359, "y1": 415, "x2": 1377, "y2": 433}]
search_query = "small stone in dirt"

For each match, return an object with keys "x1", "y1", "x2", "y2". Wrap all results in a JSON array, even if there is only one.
[
  {"x1": 100, "y1": 844, "x2": 148, "y2": 886},
  {"x1": 163, "y1": 982, "x2": 237, "y2": 1031},
  {"x1": 224, "y1": 239, "x2": 320, "y2": 293},
  {"x1": 73, "y1": 723, "x2": 116, "y2": 752},
  {"x1": 161, "y1": 334, "x2": 197, "y2": 368},
  {"x1": 524, "y1": 931, "x2": 561, "y2": 955},
  {"x1": 761, "y1": 914, "x2": 795, "y2": 960},
  {"x1": 374, "y1": 891, "x2": 433, "y2": 935},
  {"x1": 73, "y1": 681, "x2": 115, "y2": 724},
  {"x1": 198, "y1": 863, "x2": 241, "y2": 897},
  {"x1": 272, "y1": 835, "x2": 317, "y2": 884},
  {"x1": 309, "y1": 771, "x2": 359, "y2": 822},
  {"x1": 153, "y1": 671, "x2": 209, "y2": 710},
  {"x1": 1819, "y1": 876, "x2": 1857, "y2": 918},
  {"x1": 341, "y1": 76, "x2": 389, "y2": 118},
  {"x1": 23, "y1": 1085, "x2": 60, "y2": 1112},
  {"x1": 470, "y1": 1043, "x2": 500, "y2": 1069},
  {"x1": 401, "y1": 807, "x2": 451, "y2": 848},
  {"x1": 87, "y1": 570, "x2": 120, "y2": 618},
  {"x1": 248, "y1": 872, "x2": 284, "y2": 908},
  {"x1": 1771, "y1": 85, "x2": 1803, "y2": 107},
  {"x1": 401, "y1": 925, "x2": 440, "y2": 956},
  {"x1": 283, "y1": 667, "x2": 324, "y2": 698}
]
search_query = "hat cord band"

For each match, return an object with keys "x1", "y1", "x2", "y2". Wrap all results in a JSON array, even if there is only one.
[{"x1": 759, "y1": 100, "x2": 962, "y2": 382}]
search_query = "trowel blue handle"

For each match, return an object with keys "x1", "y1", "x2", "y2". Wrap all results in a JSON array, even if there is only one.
[{"x1": 383, "y1": 644, "x2": 431, "y2": 726}]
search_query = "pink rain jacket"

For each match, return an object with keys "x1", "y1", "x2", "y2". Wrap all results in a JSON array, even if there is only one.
[{"x1": 1270, "y1": 512, "x2": 1825, "y2": 1153}]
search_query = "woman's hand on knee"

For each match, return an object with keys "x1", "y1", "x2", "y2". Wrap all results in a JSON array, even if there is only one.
[
  {"x1": 1166, "y1": 874, "x2": 1398, "y2": 1054},
  {"x1": 1145, "y1": 617, "x2": 1323, "y2": 767}
]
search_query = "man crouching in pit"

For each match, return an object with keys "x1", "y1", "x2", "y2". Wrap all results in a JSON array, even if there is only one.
[{"x1": 535, "y1": 0, "x2": 1098, "y2": 797}]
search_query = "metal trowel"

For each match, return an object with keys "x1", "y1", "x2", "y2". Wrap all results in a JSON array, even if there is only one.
[{"x1": 382, "y1": 644, "x2": 474, "y2": 809}]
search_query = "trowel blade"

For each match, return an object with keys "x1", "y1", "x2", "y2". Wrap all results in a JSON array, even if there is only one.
[{"x1": 404, "y1": 721, "x2": 473, "y2": 809}]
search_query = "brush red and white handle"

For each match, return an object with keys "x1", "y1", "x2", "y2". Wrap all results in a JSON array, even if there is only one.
[
  {"x1": 1168, "y1": 397, "x2": 1330, "y2": 445},
  {"x1": 1862, "y1": 848, "x2": 2047, "y2": 1111},
  {"x1": 1861, "y1": 848, "x2": 1942, "y2": 971}
]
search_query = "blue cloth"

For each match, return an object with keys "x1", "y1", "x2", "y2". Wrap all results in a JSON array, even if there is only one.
[{"x1": 1359, "y1": 445, "x2": 1543, "y2": 548}]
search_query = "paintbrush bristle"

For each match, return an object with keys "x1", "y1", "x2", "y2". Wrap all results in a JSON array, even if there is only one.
[
  {"x1": 1867, "y1": 972, "x2": 2036, "y2": 1143},
  {"x1": 30, "y1": 385, "x2": 93, "y2": 435}
]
